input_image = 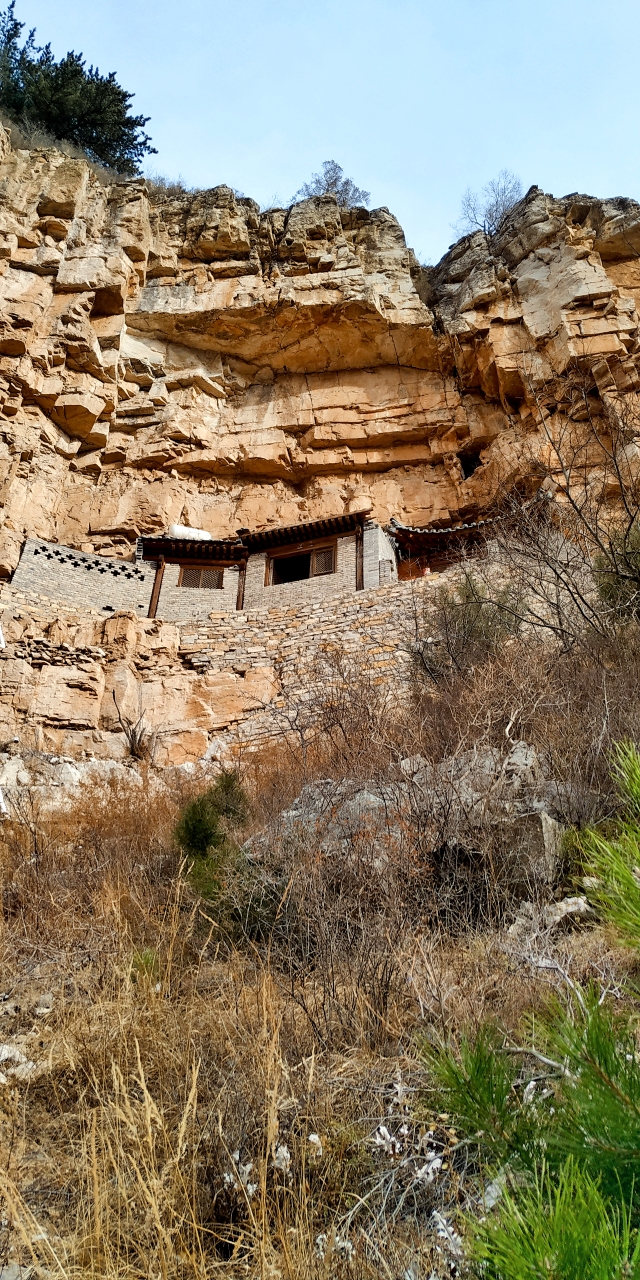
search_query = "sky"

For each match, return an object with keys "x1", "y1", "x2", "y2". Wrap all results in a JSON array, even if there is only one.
[{"x1": 10, "y1": 0, "x2": 640, "y2": 264}]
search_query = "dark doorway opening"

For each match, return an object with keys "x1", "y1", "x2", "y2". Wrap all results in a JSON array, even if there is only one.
[
  {"x1": 272, "y1": 552, "x2": 311, "y2": 584},
  {"x1": 461, "y1": 450, "x2": 482, "y2": 479}
]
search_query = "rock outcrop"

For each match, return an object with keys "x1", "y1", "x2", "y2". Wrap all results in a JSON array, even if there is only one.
[
  {"x1": 257, "y1": 740, "x2": 565, "y2": 871},
  {"x1": 0, "y1": 128, "x2": 640, "y2": 768},
  {"x1": 0, "y1": 126, "x2": 638, "y2": 575}
]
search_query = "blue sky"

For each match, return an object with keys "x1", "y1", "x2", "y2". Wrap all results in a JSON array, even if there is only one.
[{"x1": 12, "y1": 0, "x2": 640, "y2": 264}]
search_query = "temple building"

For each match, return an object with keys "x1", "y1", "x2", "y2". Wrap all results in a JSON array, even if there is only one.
[{"x1": 9, "y1": 513, "x2": 501, "y2": 620}]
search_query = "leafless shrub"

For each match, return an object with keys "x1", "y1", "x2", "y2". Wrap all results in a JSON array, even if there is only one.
[
  {"x1": 292, "y1": 159, "x2": 371, "y2": 207},
  {"x1": 144, "y1": 171, "x2": 195, "y2": 200},
  {"x1": 407, "y1": 568, "x2": 524, "y2": 685},
  {"x1": 472, "y1": 364, "x2": 640, "y2": 649},
  {"x1": 267, "y1": 647, "x2": 405, "y2": 781},
  {"x1": 456, "y1": 169, "x2": 523, "y2": 236}
]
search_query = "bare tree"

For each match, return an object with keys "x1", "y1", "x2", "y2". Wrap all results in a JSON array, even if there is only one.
[
  {"x1": 456, "y1": 169, "x2": 523, "y2": 237},
  {"x1": 292, "y1": 160, "x2": 370, "y2": 208},
  {"x1": 470, "y1": 365, "x2": 640, "y2": 648}
]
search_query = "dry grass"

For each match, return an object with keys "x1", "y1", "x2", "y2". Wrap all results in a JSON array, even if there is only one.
[
  {"x1": 0, "y1": 111, "x2": 126, "y2": 185},
  {"x1": 0, "y1": 616, "x2": 639, "y2": 1277}
]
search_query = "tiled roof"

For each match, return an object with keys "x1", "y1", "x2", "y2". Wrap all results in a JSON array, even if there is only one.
[
  {"x1": 238, "y1": 512, "x2": 364, "y2": 551},
  {"x1": 387, "y1": 513, "x2": 503, "y2": 551},
  {"x1": 140, "y1": 512, "x2": 366, "y2": 561},
  {"x1": 140, "y1": 537, "x2": 247, "y2": 563}
]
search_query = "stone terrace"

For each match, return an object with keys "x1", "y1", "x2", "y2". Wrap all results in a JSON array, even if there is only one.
[{"x1": 0, "y1": 573, "x2": 442, "y2": 761}]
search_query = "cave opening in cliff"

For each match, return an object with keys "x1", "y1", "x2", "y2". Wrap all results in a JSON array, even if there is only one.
[{"x1": 461, "y1": 450, "x2": 482, "y2": 479}]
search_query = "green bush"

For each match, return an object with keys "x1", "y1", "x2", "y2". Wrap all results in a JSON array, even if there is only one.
[
  {"x1": 426, "y1": 995, "x2": 640, "y2": 1273},
  {"x1": 174, "y1": 771, "x2": 249, "y2": 898},
  {"x1": 470, "y1": 1159, "x2": 640, "y2": 1280},
  {"x1": 422, "y1": 1023, "x2": 538, "y2": 1171},
  {"x1": 130, "y1": 947, "x2": 159, "y2": 984},
  {"x1": 580, "y1": 739, "x2": 640, "y2": 947},
  {"x1": 422, "y1": 740, "x2": 640, "y2": 1274}
]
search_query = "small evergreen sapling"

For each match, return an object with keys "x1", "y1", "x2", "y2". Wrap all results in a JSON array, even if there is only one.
[
  {"x1": 470, "y1": 1159, "x2": 640, "y2": 1280},
  {"x1": 581, "y1": 739, "x2": 640, "y2": 947},
  {"x1": 174, "y1": 770, "x2": 249, "y2": 901},
  {"x1": 422, "y1": 742, "x2": 640, "y2": 1275}
]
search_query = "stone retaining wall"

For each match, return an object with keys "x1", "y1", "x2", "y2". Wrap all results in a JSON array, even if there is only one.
[{"x1": 0, "y1": 569, "x2": 447, "y2": 765}]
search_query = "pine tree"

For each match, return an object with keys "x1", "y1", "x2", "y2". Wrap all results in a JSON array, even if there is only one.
[
  {"x1": 423, "y1": 741, "x2": 640, "y2": 1276},
  {"x1": 0, "y1": 3, "x2": 155, "y2": 173}
]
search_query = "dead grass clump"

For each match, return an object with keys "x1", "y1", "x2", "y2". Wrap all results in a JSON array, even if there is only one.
[
  {"x1": 0, "y1": 876, "x2": 461, "y2": 1279},
  {"x1": 0, "y1": 773, "x2": 180, "y2": 963},
  {"x1": 0, "y1": 773, "x2": 633, "y2": 1278},
  {"x1": 144, "y1": 172, "x2": 196, "y2": 201},
  {"x1": 0, "y1": 111, "x2": 124, "y2": 185}
]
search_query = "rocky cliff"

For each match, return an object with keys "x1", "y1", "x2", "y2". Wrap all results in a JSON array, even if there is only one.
[{"x1": 0, "y1": 125, "x2": 638, "y2": 574}]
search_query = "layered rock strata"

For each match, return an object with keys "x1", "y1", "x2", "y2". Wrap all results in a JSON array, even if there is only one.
[
  {"x1": 1, "y1": 127, "x2": 640, "y2": 767},
  {"x1": 0, "y1": 125, "x2": 638, "y2": 580}
]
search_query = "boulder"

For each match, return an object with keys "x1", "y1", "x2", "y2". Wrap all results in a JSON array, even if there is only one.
[{"x1": 249, "y1": 742, "x2": 567, "y2": 888}]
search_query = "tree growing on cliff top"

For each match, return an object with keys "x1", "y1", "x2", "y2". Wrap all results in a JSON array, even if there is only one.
[
  {"x1": 0, "y1": 2, "x2": 155, "y2": 173},
  {"x1": 292, "y1": 159, "x2": 371, "y2": 207},
  {"x1": 457, "y1": 168, "x2": 523, "y2": 237}
]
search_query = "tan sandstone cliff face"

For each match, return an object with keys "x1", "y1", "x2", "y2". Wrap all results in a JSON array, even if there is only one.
[{"x1": 0, "y1": 126, "x2": 639, "y2": 572}]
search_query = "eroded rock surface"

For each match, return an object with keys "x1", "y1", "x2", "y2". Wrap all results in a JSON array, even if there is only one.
[
  {"x1": 0, "y1": 128, "x2": 637, "y2": 574},
  {"x1": 1, "y1": 133, "x2": 640, "y2": 766},
  {"x1": 244, "y1": 741, "x2": 567, "y2": 897}
]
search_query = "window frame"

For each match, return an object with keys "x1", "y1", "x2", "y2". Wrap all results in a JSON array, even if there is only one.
[
  {"x1": 178, "y1": 565, "x2": 225, "y2": 590},
  {"x1": 266, "y1": 537, "x2": 337, "y2": 586}
]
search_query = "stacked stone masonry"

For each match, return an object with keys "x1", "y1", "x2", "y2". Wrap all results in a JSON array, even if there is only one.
[
  {"x1": 0, "y1": 571, "x2": 441, "y2": 766},
  {"x1": 9, "y1": 521, "x2": 398, "y2": 620}
]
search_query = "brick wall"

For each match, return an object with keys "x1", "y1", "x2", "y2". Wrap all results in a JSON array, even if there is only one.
[
  {"x1": 10, "y1": 525, "x2": 397, "y2": 623},
  {"x1": 156, "y1": 562, "x2": 240, "y2": 621},
  {"x1": 243, "y1": 533, "x2": 357, "y2": 610},
  {"x1": 363, "y1": 521, "x2": 398, "y2": 589},
  {"x1": 11, "y1": 539, "x2": 155, "y2": 615}
]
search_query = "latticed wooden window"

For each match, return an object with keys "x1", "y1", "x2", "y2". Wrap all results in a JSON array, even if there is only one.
[
  {"x1": 179, "y1": 567, "x2": 224, "y2": 589},
  {"x1": 311, "y1": 546, "x2": 335, "y2": 576}
]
